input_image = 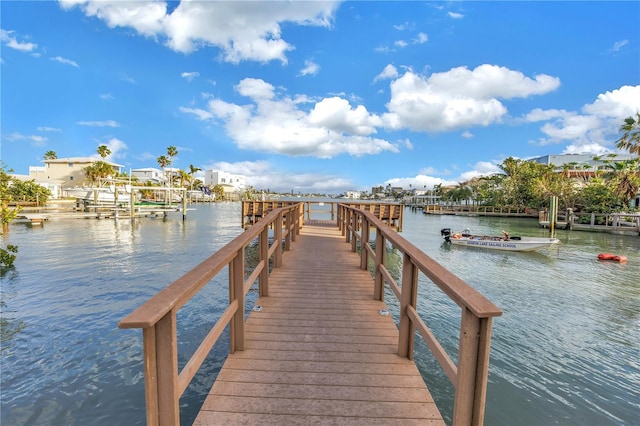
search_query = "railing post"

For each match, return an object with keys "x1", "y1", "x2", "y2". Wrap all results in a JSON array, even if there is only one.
[
  {"x1": 398, "y1": 253, "x2": 417, "y2": 359},
  {"x1": 345, "y1": 209, "x2": 351, "y2": 243},
  {"x1": 142, "y1": 327, "x2": 159, "y2": 426},
  {"x1": 360, "y1": 215, "x2": 369, "y2": 270},
  {"x1": 290, "y1": 210, "x2": 297, "y2": 242},
  {"x1": 274, "y1": 212, "x2": 283, "y2": 268},
  {"x1": 229, "y1": 250, "x2": 245, "y2": 353},
  {"x1": 373, "y1": 231, "x2": 385, "y2": 301},
  {"x1": 284, "y1": 210, "x2": 292, "y2": 251},
  {"x1": 155, "y1": 311, "x2": 179, "y2": 426},
  {"x1": 259, "y1": 226, "x2": 269, "y2": 297},
  {"x1": 294, "y1": 206, "x2": 301, "y2": 237},
  {"x1": 351, "y1": 211, "x2": 358, "y2": 253},
  {"x1": 453, "y1": 307, "x2": 483, "y2": 426}
]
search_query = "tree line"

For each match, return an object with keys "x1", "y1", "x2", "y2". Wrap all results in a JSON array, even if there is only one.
[{"x1": 432, "y1": 114, "x2": 639, "y2": 213}]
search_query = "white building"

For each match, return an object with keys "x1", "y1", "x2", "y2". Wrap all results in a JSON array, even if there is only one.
[
  {"x1": 204, "y1": 170, "x2": 246, "y2": 191},
  {"x1": 131, "y1": 168, "x2": 166, "y2": 185}
]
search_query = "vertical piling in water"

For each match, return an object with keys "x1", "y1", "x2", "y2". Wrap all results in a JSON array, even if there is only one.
[
  {"x1": 182, "y1": 193, "x2": 187, "y2": 221},
  {"x1": 549, "y1": 196, "x2": 558, "y2": 237}
]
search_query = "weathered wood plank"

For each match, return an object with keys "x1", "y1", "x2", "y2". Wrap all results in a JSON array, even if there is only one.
[{"x1": 194, "y1": 223, "x2": 444, "y2": 425}]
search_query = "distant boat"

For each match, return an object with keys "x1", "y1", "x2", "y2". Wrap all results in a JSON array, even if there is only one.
[{"x1": 440, "y1": 228, "x2": 559, "y2": 252}]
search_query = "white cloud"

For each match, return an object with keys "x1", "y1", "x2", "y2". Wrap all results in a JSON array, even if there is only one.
[
  {"x1": 30, "y1": 135, "x2": 48, "y2": 146},
  {"x1": 610, "y1": 39, "x2": 628, "y2": 52},
  {"x1": 204, "y1": 160, "x2": 352, "y2": 193},
  {"x1": 527, "y1": 85, "x2": 640, "y2": 151},
  {"x1": 181, "y1": 71, "x2": 200, "y2": 81},
  {"x1": 182, "y1": 77, "x2": 398, "y2": 158},
  {"x1": 100, "y1": 93, "x2": 114, "y2": 100},
  {"x1": 448, "y1": 12, "x2": 464, "y2": 19},
  {"x1": 384, "y1": 160, "x2": 500, "y2": 191},
  {"x1": 77, "y1": 120, "x2": 120, "y2": 127},
  {"x1": 582, "y1": 85, "x2": 640, "y2": 118},
  {"x1": 413, "y1": 32, "x2": 428, "y2": 44},
  {"x1": 0, "y1": 29, "x2": 37, "y2": 52},
  {"x1": 120, "y1": 73, "x2": 136, "y2": 84},
  {"x1": 383, "y1": 65, "x2": 560, "y2": 132},
  {"x1": 37, "y1": 126, "x2": 62, "y2": 132},
  {"x1": 562, "y1": 143, "x2": 611, "y2": 156},
  {"x1": 299, "y1": 59, "x2": 320, "y2": 76},
  {"x1": 308, "y1": 97, "x2": 382, "y2": 136},
  {"x1": 373, "y1": 64, "x2": 399, "y2": 83},
  {"x1": 104, "y1": 138, "x2": 128, "y2": 159},
  {"x1": 394, "y1": 40, "x2": 408, "y2": 48},
  {"x1": 178, "y1": 107, "x2": 213, "y2": 121},
  {"x1": 51, "y1": 56, "x2": 79, "y2": 67},
  {"x1": 461, "y1": 131, "x2": 474, "y2": 139},
  {"x1": 2, "y1": 132, "x2": 48, "y2": 146},
  {"x1": 393, "y1": 22, "x2": 414, "y2": 31},
  {"x1": 90, "y1": 138, "x2": 128, "y2": 161},
  {"x1": 60, "y1": 1, "x2": 340, "y2": 63}
]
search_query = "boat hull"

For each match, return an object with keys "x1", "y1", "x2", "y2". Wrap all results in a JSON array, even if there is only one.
[{"x1": 449, "y1": 236, "x2": 559, "y2": 252}]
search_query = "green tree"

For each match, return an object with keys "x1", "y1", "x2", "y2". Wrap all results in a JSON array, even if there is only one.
[
  {"x1": 616, "y1": 113, "x2": 640, "y2": 156},
  {"x1": 7, "y1": 180, "x2": 51, "y2": 206},
  {"x1": 43, "y1": 150, "x2": 57, "y2": 160},
  {"x1": 84, "y1": 161, "x2": 115, "y2": 185},
  {"x1": 188, "y1": 165, "x2": 202, "y2": 191},
  {"x1": 212, "y1": 184, "x2": 225, "y2": 200},
  {"x1": 1, "y1": 165, "x2": 20, "y2": 268},
  {"x1": 606, "y1": 159, "x2": 640, "y2": 208},
  {"x1": 97, "y1": 145, "x2": 111, "y2": 159},
  {"x1": 157, "y1": 155, "x2": 171, "y2": 187},
  {"x1": 167, "y1": 146, "x2": 178, "y2": 162},
  {"x1": 578, "y1": 178, "x2": 622, "y2": 213}
]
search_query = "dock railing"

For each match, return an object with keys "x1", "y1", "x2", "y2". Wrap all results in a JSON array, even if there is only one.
[
  {"x1": 242, "y1": 200, "x2": 403, "y2": 230},
  {"x1": 339, "y1": 203, "x2": 502, "y2": 426},
  {"x1": 119, "y1": 203, "x2": 303, "y2": 426}
]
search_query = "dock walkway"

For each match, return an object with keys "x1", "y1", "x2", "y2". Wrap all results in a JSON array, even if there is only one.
[{"x1": 194, "y1": 221, "x2": 444, "y2": 425}]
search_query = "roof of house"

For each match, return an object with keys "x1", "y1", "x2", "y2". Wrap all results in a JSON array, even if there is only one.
[{"x1": 43, "y1": 157, "x2": 124, "y2": 167}]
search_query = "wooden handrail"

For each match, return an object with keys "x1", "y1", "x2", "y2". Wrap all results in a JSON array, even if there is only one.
[
  {"x1": 338, "y1": 203, "x2": 502, "y2": 426},
  {"x1": 119, "y1": 204, "x2": 302, "y2": 426}
]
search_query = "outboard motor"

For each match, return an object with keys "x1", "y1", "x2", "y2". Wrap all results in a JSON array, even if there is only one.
[{"x1": 440, "y1": 228, "x2": 452, "y2": 242}]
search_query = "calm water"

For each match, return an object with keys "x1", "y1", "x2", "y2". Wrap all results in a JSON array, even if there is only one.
[{"x1": 1, "y1": 203, "x2": 638, "y2": 425}]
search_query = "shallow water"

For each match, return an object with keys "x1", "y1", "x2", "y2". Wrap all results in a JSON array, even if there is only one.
[{"x1": 1, "y1": 203, "x2": 638, "y2": 425}]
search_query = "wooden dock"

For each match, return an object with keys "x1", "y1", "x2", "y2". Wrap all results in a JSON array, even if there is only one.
[
  {"x1": 120, "y1": 203, "x2": 501, "y2": 426},
  {"x1": 194, "y1": 222, "x2": 443, "y2": 425}
]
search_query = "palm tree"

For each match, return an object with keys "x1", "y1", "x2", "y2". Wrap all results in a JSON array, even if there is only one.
[
  {"x1": 606, "y1": 159, "x2": 640, "y2": 208},
  {"x1": 616, "y1": 113, "x2": 640, "y2": 156},
  {"x1": 43, "y1": 151, "x2": 57, "y2": 160},
  {"x1": 97, "y1": 145, "x2": 111, "y2": 159},
  {"x1": 167, "y1": 145, "x2": 178, "y2": 162},
  {"x1": 157, "y1": 155, "x2": 171, "y2": 190},
  {"x1": 188, "y1": 165, "x2": 202, "y2": 191},
  {"x1": 84, "y1": 161, "x2": 114, "y2": 185}
]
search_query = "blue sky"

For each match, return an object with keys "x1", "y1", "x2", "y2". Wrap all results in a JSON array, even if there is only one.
[{"x1": 1, "y1": 1, "x2": 639, "y2": 194}]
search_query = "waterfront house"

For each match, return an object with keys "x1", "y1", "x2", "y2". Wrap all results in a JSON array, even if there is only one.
[
  {"x1": 131, "y1": 167, "x2": 167, "y2": 185},
  {"x1": 28, "y1": 157, "x2": 123, "y2": 198}
]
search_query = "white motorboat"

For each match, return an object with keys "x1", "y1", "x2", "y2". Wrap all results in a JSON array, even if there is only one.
[
  {"x1": 441, "y1": 228, "x2": 559, "y2": 252},
  {"x1": 66, "y1": 184, "x2": 136, "y2": 204}
]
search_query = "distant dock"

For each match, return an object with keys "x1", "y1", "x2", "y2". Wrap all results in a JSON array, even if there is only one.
[{"x1": 411, "y1": 204, "x2": 537, "y2": 218}]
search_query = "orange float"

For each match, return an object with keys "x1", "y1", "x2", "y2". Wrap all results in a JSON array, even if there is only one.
[{"x1": 597, "y1": 253, "x2": 627, "y2": 263}]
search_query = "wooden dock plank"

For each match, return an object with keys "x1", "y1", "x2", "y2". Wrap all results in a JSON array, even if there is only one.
[{"x1": 194, "y1": 224, "x2": 444, "y2": 425}]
